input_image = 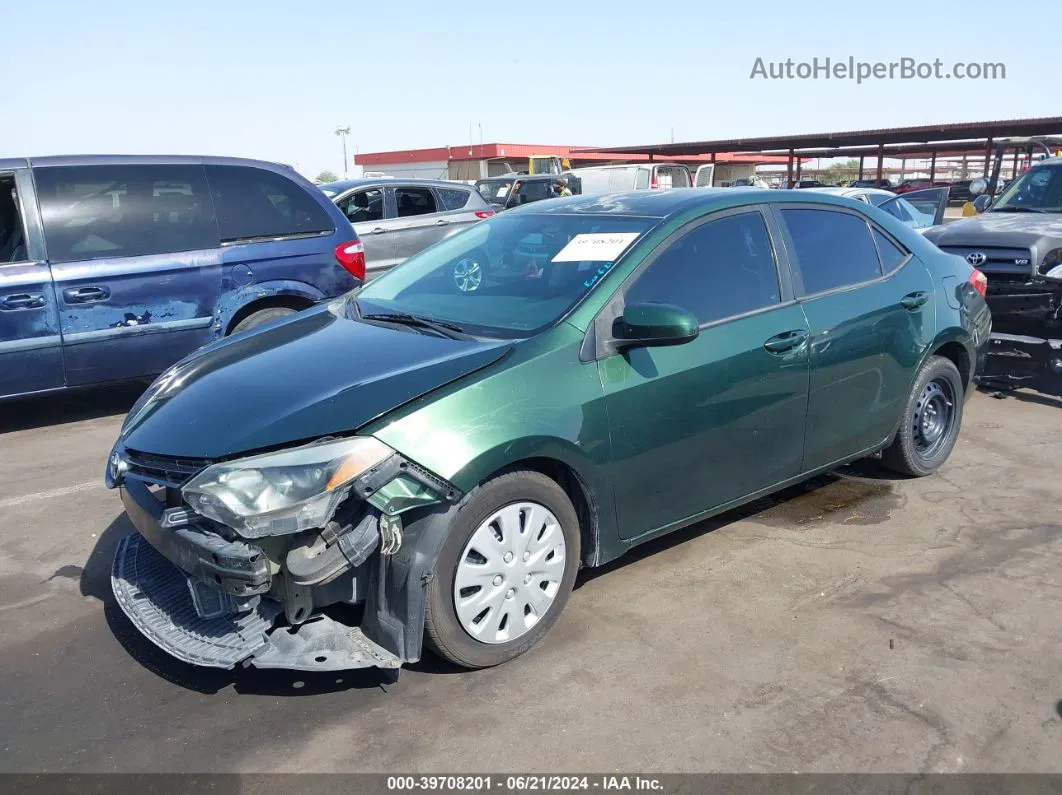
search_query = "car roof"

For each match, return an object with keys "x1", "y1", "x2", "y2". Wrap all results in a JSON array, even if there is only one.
[
  {"x1": 505, "y1": 186, "x2": 865, "y2": 219},
  {"x1": 476, "y1": 174, "x2": 556, "y2": 183},
  {"x1": 807, "y1": 187, "x2": 895, "y2": 198},
  {"x1": 4, "y1": 154, "x2": 302, "y2": 171},
  {"x1": 321, "y1": 177, "x2": 471, "y2": 192}
]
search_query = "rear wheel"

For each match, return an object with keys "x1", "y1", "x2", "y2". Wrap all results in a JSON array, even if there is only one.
[
  {"x1": 230, "y1": 306, "x2": 297, "y2": 334},
  {"x1": 424, "y1": 470, "x2": 581, "y2": 669},
  {"x1": 881, "y1": 355, "x2": 964, "y2": 477}
]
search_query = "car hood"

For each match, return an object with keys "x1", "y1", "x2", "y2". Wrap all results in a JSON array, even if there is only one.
[
  {"x1": 120, "y1": 303, "x2": 513, "y2": 459},
  {"x1": 923, "y1": 211, "x2": 1062, "y2": 248}
]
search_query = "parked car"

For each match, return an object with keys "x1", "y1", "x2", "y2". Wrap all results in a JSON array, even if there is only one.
[
  {"x1": 571, "y1": 163, "x2": 692, "y2": 196},
  {"x1": 848, "y1": 178, "x2": 895, "y2": 189},
  {"x1": 474, "y1": 174, "x2": 581, "y2": 212},
  {"x1": 320, "y1": 178, "x2": 494, "y2": 278},
  {"x1": 895, "y1": 179, "x2": 950, "y2": 195},
  {"x1": 0, "y1": 155, "x2": 363, "y2": 402},
  {"x1": 806, "y1": 186, "x2": 948, "y2": 232},
  {"x1": 779, "y1": 179, "x2": 829, "y2": 189},
  {"x1": 106, "y1": 189, "x2": 990, "y2": 675}
]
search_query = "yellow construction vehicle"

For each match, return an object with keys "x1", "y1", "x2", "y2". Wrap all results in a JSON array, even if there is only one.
[{"x1": 527, "y1": 155, "x2": 572, "y2": 175}]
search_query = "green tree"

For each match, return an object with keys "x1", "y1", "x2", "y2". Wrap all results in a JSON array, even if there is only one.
[{"x1": 314, "y1": 170, "x2": 339, "y2": 184}]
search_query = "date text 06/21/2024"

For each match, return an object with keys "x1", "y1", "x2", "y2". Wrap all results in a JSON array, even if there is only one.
[{"x1": 386, "y1": 775, "x2": 665, "y2": 791}]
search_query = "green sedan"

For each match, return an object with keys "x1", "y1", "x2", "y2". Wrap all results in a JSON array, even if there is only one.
[{"x1": 107, "y1": 188, "x2": 992, "y2": 673}]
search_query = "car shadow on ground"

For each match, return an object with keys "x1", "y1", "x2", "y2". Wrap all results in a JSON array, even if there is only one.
[
  {"x1": 80, "y1": 513, "x2": 396, "y2": 696},
  {"x1": 0, "y1": 381, "x2": 148, "y2": 434},
  {"x1": 82, "y1": 462, "x2": 906, "y2": 692},
  {"x1": 977, "y1": 379, "x2": 1062, "y2": 410}
]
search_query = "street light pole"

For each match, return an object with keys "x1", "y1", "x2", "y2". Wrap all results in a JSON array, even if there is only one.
[{"x1": 335, "y1": 126, "x2": 351, "y2": 178}]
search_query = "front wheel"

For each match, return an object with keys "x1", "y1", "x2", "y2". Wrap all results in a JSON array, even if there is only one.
[
  {"x1": 424, "y1": 470, "x2": 581, "y2": 669},
  {"x1": 881, "y1": 355, "x2": 964, "y2": 477}
]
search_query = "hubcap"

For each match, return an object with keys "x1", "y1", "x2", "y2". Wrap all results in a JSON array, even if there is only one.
[
  {"x1": 913, "y1": 378, "x2": 954, "y2": 458},
  {"x1": 453, "y1": 502, "x2": 566, "y2": 644},
  {"x1": 453, "y1": 258, "x2": 483, "y2": 292}
]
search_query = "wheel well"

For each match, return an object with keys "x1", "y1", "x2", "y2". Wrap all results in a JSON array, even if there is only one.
[
  {"x1": 495, "y1": 457, "x2": 599, "y2": 568},
  {"x1": 226, "y1": 295, "x2": 314, "y2": 336},
  {"x1": 931, "y1": 341, "x2": 971, "y2": 388}
]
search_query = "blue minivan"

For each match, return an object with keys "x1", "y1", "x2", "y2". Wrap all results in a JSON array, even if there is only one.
[{"x1": 0, "y1": 155, "x2": 366, "y2": 401}]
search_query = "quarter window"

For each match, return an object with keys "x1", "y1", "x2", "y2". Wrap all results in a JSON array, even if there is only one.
[
  {"x1": 395, "y1": 187, "x2": 437, "y2": 217},
  {"x1": 625, "y1": 211, "x2": 781, "y2": 324},
  {"x1": 206, "y1": 165, "x2": 333, "y2": 243},
  {"x1": 872, "y1": 228, "x2": 908, "y2": 273},
  {"x1": 436, "y1": 187, "x2": 471, "y2": 211},
  {"x1": 35, "y1": 165, "x2": 218, "y2": 263},
  {"x1": 338, "y1": 188, "x2": 384, "y2": 224},
  {"x1": 780, "y1": 209, "x2": 882, "y2": 295}
]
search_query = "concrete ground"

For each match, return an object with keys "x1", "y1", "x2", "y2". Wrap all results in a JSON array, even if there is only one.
[{"x1": 1, "y1": 383, "x2": 1061, "y2": 774}]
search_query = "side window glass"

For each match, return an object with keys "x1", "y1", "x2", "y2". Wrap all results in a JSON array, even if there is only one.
[
  {"x1": 35, "y1": 164, "x2": 218, "y2": 262},
  {"x1": 625, "y1": 211, "x2": 781, "y2": 324},
  {"x1": 395, "y1": 187, "x2": 437, "y2": 217},
  {"x1": 0, "y1": 174, "x2": 28, "y2": 263},
  {"x1": 437, "y1": 188, "x2": 471, "y2": 211},
  {"x1": 872, "y1": 228, "x2": 908, "y2": 273},
  {"x1": 780, "y1": 209, "x2": 882, "y2": 294},
  {"x1": 340, "y1": 188, "x2": 384, "y2": 224},
  {"x1": 635, "y1": 169, "x2": 650, "y2": 190},
  {"x1": 206, "y1": 165, "x2": 333, "y2": 242}
]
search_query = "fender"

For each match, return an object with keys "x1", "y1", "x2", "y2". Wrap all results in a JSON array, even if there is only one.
[{"x1": 214, "y1": 279, "x2": 326, "y2": 337}]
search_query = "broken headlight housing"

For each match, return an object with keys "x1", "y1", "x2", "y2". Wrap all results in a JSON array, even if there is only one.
[
  {"x1": 182, "y1": 437, "x2": 392, "y2": 539},
  {"x1": 1039, "y1": 248, "x2": 1062, "y2": 281}
]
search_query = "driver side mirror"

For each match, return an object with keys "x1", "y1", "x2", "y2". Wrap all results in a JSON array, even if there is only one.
[
  {"x1": 616, "y1": 302, "x2": 699, "y2": 348},
  {"x1": 969, "y1": 177, "x2": 988, "y2": 196},
  {"x1": 972, "y1": 195, "x2": 993, "y2": 213}
]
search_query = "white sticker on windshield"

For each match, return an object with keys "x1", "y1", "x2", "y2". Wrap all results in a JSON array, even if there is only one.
[{"x1": 551, "y1": 233, "x2": 640, "y2": 263}]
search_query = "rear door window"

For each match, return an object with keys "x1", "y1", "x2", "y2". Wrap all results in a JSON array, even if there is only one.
[
  {"x1": 338, "y1": 188, "x2": 385, "y2": 224},
  {"x1": 206, "y1": 165, "x2": 334, "y2": 243},
  {"x1": 436, "y1": 187, "x2": 471, "y2": 211},
  {"x1": 635, "y1": 169, "x2": 650, "y2": 190},
  {"x1": 780, "y1": 208, "x2": 882, "y2": 295},
  {"x1": 395, "y1": 187, "x2": 438, "y2": 217},
  {"x1": 35, "y1": 164, "x2": 219, "y2": 262}
]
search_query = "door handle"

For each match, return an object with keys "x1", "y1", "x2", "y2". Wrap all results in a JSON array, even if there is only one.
[
  {"x1": 434, "y1": 219, "x2": 450, "y2": 226},
  {"x1": 900, "y1": 291, "x2": 929, "y2": 310},
  {"x1": 763, "y1": 329, "x2": 809, "y2": 354},
  {"x1": 63, "y1": 286, "x2": 111, "y2": 304},
  {"x1": 370, "y1": 227, "x2": 388, "y2": 235},
  {"x1": 0, "y1": 293, "x2": 46, "y2": 310}
]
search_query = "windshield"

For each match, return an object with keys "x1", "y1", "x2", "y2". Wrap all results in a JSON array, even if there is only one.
[
  {"x1": 354, "y1": 213, "x2": 654, "y2": 338},
  {"x1": 992, "y1": 165, "x2": 1062, "y2": 212},
  {"x1": 476, "y1": 180, "x2": 513, "y2": 205}
]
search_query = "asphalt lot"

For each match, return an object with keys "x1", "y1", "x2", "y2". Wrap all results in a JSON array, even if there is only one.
[{"x1": 1, "y1": 383, "x2": 1061, "y2": 774}]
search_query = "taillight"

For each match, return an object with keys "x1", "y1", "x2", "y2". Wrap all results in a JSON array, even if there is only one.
[
  {"x1": 968, "y1": 268, "x2": 988, "y2": 298},
  {"x1": 474, "y1": 210, "x2": 495, "y2": 219},
  {"x1": 334, "y1": 239, "x2": 366, "y2": 281},
  {"x1": 649, "y1": 177, "x2": 659, "y2": 190}
]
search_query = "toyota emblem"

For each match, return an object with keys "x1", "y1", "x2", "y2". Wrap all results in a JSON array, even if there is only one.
[{"x1": 967, "y1": 252, "x2": 987, "y2": 266}]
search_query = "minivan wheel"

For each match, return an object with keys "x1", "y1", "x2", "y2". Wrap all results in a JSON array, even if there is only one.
[
  {"x1": 881, "y1": 355, "x2": 964, "y2": 477},
  {"x1": 230, "y1": 306, "x2": 297, "y2": 334},
  {"x1": 424, "y1": 470, "x2": 581, "y2": 669}
]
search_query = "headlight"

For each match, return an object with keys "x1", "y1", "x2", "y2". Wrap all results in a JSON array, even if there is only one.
[
  {"x1": 182, "y1": 437, "x2": 392, "y2": 538},
  {"x1": 1040, "y1": 248, "x2": 1062, "y2": 280}
]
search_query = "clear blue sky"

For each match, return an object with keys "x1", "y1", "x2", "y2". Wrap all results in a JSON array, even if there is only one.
[{"x1": 3, "y1": 0, "x2": 1051, "y2": 179}]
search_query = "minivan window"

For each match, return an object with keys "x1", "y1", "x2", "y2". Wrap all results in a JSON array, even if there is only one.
[
  {"x1": 206, "y1": 165, "x2": 333, "y2": 243},
  {"x1": 395, "y1": 187, "x2": 437, "y2": 217},
  {"x1": 338, "y1": 188, "x2": 384, "y2": 224},
  {"x1": 635, "y1": 169, "x2": 650, "y2": 190},
  {"x1": 35, "y1": 165, "x2": 218, "y2": 263},
  {"x1": 0, "y1": 175, "x2": 27, "y2": 263},
  {"x1": 512, "y1": 180, "x2": 551, "y2": 205},
  {"x1": 437, "y1": 187, "x2": 471, "y2": 211},
  {"x1": 624, "y1": 211, "x2": 780, "y2": 324},
  {"x1": 781, "y1": 208, "x2": 882, "y2": 295},
  {"x1": 355, "y1": 213, "x2": 653, "y2": 338}
]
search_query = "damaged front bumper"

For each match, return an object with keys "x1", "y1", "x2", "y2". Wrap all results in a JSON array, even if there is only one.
[{"x1": 109, "y1": 448, "x2": 460, "y2": 673}]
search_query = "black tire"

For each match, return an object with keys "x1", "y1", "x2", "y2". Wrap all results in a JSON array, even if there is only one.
[
  {"x1": 230, "y1": 306, "x2": 297, "y2": 334},
  {"x1": 424, "y1": 470, "x2": 581, "y2": 669},
  {"x1": 881, "y1": 355, "x2": 964, "y2": 477}
]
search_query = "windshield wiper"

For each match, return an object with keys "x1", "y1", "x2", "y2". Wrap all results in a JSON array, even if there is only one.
[
  {"x1": 359, "y1": 311, "x2": 466, "y2": 338},
  {"x1": 991, "y1": 206, "x2": 1049, "y2": 213}
]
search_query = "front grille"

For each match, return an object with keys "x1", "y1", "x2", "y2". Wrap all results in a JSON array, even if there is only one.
[
  {"x1": 124, "y1": 449, "x2": 214, "y2": 488},
  {"x1": 939, "y1": 246, "x2": 1033, "y2": 279}
]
